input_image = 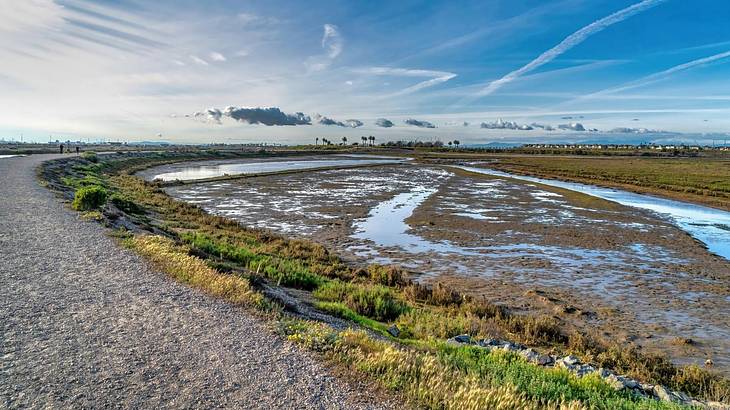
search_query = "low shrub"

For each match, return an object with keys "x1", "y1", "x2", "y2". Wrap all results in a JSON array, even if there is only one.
[
  {"x1": 81, "y1": 151, "x2": 98, "y2": 162},
  {"x1": 314, "y1": 280, "x2": 409, "y2": 322},
  {"x1": 368, "y1": 264, "x2": 407, "y2": 287},
  {"x1": 72, "y1": 185, "x2": 108, "y2": 211}
]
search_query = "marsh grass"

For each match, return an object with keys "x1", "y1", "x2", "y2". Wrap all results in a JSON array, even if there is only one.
[
  {"x1": 313, "y1": 280, "x2": 409, "y2": 322},
  {"x1": 487, "y1": 156, "x2": 730, "y2": 211}
]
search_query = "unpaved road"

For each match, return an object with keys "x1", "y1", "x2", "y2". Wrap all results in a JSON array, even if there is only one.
[{"x1": 0, "y1": 154, "x2": 393, "y2": 409}]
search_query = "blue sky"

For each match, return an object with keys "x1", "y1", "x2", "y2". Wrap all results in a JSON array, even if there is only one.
[{"x1": 2, "y1": 0, "x2": 730, "y2": 144}]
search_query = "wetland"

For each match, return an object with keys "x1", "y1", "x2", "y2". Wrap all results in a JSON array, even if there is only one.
[{"x1": 143, "y1": 155, "x2": 730, "y2": 374}]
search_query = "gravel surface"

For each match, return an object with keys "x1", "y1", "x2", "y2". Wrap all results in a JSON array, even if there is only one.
[{"x1": 0, "y1": 154, "x2": 395, "y2": 409}]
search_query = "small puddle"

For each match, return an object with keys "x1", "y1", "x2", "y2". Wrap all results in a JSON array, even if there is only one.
[{"x1": 351, "y1": 187, "x2": 458, "y2": 254}]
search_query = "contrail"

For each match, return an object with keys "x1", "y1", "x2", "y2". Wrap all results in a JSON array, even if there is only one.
[
  {"x1": 472, "y1": 0, "x2": 667, "y2": 99},
  {"x1": 592, "y1": 50, "x2": 730, "y2": 96},
  {"x1": 557, "y1": 49, "x2": 730, "y2": 108},
  {"x1": 354, "y1": 67, "x2": 457, "y2": 97}
]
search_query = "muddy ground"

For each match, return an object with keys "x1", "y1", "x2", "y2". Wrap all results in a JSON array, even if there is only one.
[{"x1": 161, "y1": 162, "x2": 730, "y2": 374}]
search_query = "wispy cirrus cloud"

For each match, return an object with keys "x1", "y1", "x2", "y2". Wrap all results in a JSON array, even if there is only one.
[
  {"x1": 354, "y1": 67, "x2": 457, "y2": 97},
  {"x1": 470, "y1": 0, "x2": 667, "y2": 100},
  {"x1": 322, "y1": 24, "x2": 342, "y2": 59},
  {"x1": 189, "y1": 55, "x2": 209, "y2": 66},
  {"x1": 306, "y1": 24, "x2": 343, "y2": 72}
]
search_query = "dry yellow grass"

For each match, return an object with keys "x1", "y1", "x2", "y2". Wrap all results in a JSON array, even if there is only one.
[{"x1": 128, "y1": 235, "x2": 265, "y2": 308}]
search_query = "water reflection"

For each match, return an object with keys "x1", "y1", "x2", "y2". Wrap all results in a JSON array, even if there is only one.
[{"x1": 151, "y1": 158, "x2": 404, "y2": 181}]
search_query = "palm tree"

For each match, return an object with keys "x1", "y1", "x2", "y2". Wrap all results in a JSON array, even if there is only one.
[
  {"x1": 369, "y1": 135, "x2": 375, "y2": 146},
  {"x1": 361, "y1": 136, "x2": 367, "y2": 146},
  {"x1": 342, "y1": 136, "x2": 348, "y2": 145},
  {"x1": 453, "y1": 140, "x2": 460, "y2": 148},
  {"x1": 448, "y1": 141, "x2": 453, "y2": 147},
  {"x1": 316, "y1": 137, "x2": 319, "y2": 146}
]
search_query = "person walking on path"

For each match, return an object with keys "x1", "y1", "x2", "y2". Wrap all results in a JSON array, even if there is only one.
[
  {"x1": 76, "y1": 146, "x2": 80, "y2": 155},
  {"x1": 59, "y1": 144, "x2": 64, "y2": 154}
]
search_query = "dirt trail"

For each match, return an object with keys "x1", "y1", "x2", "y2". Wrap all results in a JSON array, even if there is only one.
[{"x1": 0, "y1": 154, "x2": 393, "y2": 409}]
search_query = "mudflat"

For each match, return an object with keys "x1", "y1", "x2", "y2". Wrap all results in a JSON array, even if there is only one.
[{"x1": 163, "y1": 162, "x2": 730, "y2": 374}]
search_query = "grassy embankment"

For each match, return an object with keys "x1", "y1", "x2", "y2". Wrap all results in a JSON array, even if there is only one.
[
  {"x1": 49, "y1": 151, "x2": 730, "y2": 409},
  {"x1": 471, "y1": 156, "x2": 730, "y2": 211}
]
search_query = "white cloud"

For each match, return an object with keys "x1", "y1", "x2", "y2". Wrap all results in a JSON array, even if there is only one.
[
  {"x1": 0, "y1": 0, "x2": 65, "y2": 34},
  {"x1": 209, "y1": 51, "x2": 227, "y2": 62},
  {"x1": 236, "y1": 13, "x2": 278, "y2": 26},
  {"x1": 322, "y1": 24, "x2": 342, "y2": 59},
  {"x1": 189, "y1": 55, "x2": 209, "y2": 66},
  {"x1": 472, "y1": 0, "x2": 667, "y2": 99}
]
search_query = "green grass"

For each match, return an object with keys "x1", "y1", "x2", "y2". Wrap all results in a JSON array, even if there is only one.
[
  {"x1": 313, "y1": 280, "x2": 409, "y2": 322},
  {"x1": 280, "y1": 319, "x2": 683, "y2": 410},
  {"x1": 181, "y1": 232, "x2": 324, "y2": 290},
  {"x1": 314, "y1": 301, "x2": 390, "y2": 334}
]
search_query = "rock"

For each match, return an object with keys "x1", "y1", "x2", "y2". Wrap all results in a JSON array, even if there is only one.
[
  {"x1": 447, "y1": 334, "x2": 472, "y2": 345},
  {"x1": 574, "y1": 364, "x2": 596, "y2": 377},
  {"x1": 602, "y1": 373, "x2": 640, "y2": 391},
  {"x1": 557, "y1": 355, "x2": 580, "y2": 367},
  {"x1": 520, "y1": 348, "x2": 539, "y2": 361},
  {"x1": 653, "y1": 385, "x2": 676, "y2": 403},
  {"x1": 477, "y1": 338, "x2": 502, "y2": 347},
  {"x1": 454, "y1": 334, "x2": 472, "y2": 344},
  {"x1": 386, "y1": 325, "x2": 400, "y2": 338},
  {"x1": 605, "y1": 374, "x2": 627, "y2": 391},
  {"x1": 597, "y1": 367, "x2": 612, "y2": 378},
  {"x1": 638, "y1": 383, "x2": 654, "y2": 394},
  {"x1": 520, "y1": 348, "x2": 554, "y2": 366},
  {"x1": 536, "y1": 354, "x2": 554, "y2": 366},
  {"x1": 622, "y1": 378, "x2": 638, "y2": 389},
  {"x1": 502, "y1": 342, "x2": 520, "y2": 352}
]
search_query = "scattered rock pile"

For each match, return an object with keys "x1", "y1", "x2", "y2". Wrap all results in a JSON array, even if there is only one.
[{"x1": 446, "y1": 335, "x2": 728, "y2": 409}]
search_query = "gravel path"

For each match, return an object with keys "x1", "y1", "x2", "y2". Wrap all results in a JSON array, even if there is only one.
[{"x1": 0, "y1": 154, "x2": 394, "y2": 409}]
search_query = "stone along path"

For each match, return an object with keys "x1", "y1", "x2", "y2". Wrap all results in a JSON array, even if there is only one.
[{"x1": 0, "y1": 154, "x2": 392, "y2": 409}]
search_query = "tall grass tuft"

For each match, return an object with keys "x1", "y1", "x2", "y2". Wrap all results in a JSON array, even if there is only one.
[{"x1": 314, "y1": 280, "x2": 409, "y2": 322}]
